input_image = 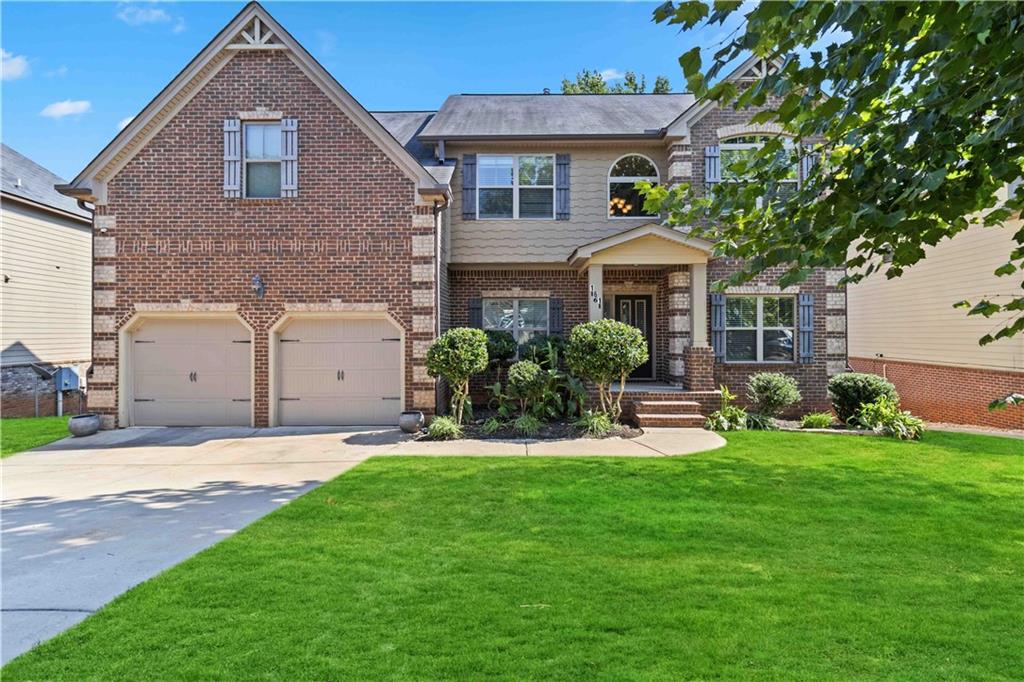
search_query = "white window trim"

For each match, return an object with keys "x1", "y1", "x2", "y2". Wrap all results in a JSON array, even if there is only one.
[
  {"x1": 243, "y1": 121, "x2": 282, "y2": 199},
  {"x1": 608, "y1": 153, "x2": 660, "y2": 219},
  {"x1": 482, "y1": 298, "x2": 550, "y2": 348},
  {"x1": 724, "y1": 295, "x2": 796, "y2": 364},
  {"x1": 719, "y1": 136, "x2": 797, "y2": 208},
  {"x1": 476, "y1": 154, "x2": 556, "y2": 221}
]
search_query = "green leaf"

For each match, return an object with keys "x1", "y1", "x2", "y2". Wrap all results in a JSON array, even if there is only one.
[{"x1": 678, "y1": 47, "x2": 702, "y2": 78}]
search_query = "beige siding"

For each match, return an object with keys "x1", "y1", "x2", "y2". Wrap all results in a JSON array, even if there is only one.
[
  {"x1": 1, "y1": 200, "x2": 92, "y2": 366},
  {"x1": 447, "y1": 144, "x2": 668, "y2": 263},
  {"x1": 848, "y1": 218, "x2": 1023, "y2": 371}
]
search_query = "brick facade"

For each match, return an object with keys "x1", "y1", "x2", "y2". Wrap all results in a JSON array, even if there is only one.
[
  {"x1": 850, "y1": 357, "x2": 1024, "y2": 429},
  {"x1": 90, "y1": 50, "x2": 436, "y2": 427}
]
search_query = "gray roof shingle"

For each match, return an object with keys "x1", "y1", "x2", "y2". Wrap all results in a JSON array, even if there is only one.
[
  {"x1": 418, "y1": 93, "x2": 696, "y2": 140},
  {"x1": 371, "y1": 111, "x2": 437, "y2": 163},
  {"x1": 1, "y1": 144, "x2": 90, "y2": 219}
]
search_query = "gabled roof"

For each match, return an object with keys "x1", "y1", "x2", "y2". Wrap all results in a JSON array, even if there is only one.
[
  {"x1": 419, "y1": 94, "x2": 696, "y2": 141},
  {"x1": 1, "y1": 144, "x2": 90, "y2": 221},
  {"x1": 58, "y1": 2, "x2": 448, "y2": 205},
  {"x1": 568, "y1": 223, "x2": 713, "y2": 269}
]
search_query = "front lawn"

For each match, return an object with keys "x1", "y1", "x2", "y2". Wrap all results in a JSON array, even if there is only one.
[
  {"x1": 0, "y1": 416, "x2": 69, "y2": 458},
  {"x1": 5, "y1": 431, "x2": 1022, "y2": 679}
]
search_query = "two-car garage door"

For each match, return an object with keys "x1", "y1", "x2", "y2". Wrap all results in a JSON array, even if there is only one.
[{"x1": 129, "y1": 316, "x2": 402, "y2": 427}]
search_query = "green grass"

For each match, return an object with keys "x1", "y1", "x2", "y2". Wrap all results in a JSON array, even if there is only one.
[
  {"x1": 5, "y1": 431, "x2": 1022, "y2": 680},
  {"x1": 0, "y1": 416, "x2": 69, "y2": 458}
]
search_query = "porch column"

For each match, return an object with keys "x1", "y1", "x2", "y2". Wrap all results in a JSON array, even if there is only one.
[
  {"x1": 690, "y1": 263, "x2": 708, "y2": 346},
  {"x1": 588, "y1": 264, "x2": 604, "y2": 321}
]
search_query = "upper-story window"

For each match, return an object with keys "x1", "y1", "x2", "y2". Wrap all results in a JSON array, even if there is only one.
[
  {"x1": 608, "y1": 154, "x2": 659, "y2": 218},
  {"x1": 244, "y1": 122, "x2": 282, "y2": 198},
  {"x1": 477, "y1": 155, "x2": 554, "y2": 219},
  {"x1": 720, "y1": 135, "x2": 797, "y2": 201}
]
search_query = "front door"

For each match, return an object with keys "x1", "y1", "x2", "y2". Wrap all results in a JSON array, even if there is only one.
[{"x1": 614, "y1": 294, "x2": 654, "y2": 379}]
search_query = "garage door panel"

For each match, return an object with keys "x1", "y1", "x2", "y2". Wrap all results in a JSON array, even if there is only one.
[
  {"x1": 132, "y1": 318, "x2": 251, "y2": 426},
  {"x1": 278, "y1": 318, "x2": 402, "y2": 426}
]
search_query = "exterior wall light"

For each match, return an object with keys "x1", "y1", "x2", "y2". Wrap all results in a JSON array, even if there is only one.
[{"x1": 251, "y1": 274, "x2": 266, "y2": 299}]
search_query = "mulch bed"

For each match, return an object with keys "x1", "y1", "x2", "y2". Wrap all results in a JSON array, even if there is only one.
[
  {"x1": 428, "y1": 410, "x2": 643, "y2": 441},
  {"x1": 776, "y1": 419, "x2": 874, "y2": 436}
]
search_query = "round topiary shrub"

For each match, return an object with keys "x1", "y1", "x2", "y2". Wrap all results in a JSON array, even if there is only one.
[
  {"x1": 565, "y1": 319, "x2": 648, "y2": 422},
  {"x1": 828, "y1": 372, "x2": 898, "y2": 425},
  {"x1": 507, "y1": 360, "x2": 546, "y2": 413},
  {"x1": 426, "y1": 328, "x2": 488, "y2": 424},
  {"x1": 747, "y1": 372, "x2": 802, "y2": 420}
]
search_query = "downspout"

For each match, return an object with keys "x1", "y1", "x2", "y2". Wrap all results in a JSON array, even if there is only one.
[{"x1": 79, "y1": 199, "x2": 97, "y2": 412}]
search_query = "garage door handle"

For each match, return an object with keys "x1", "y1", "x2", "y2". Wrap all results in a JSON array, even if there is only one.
[
  {"x1": 382, "y1": 397, "x2": 401, "y2": 401},
  {"x1": 279, "y1": 398, "x2": 300, "y2": 401},
  {"x1": 134, "y1": 399, "x2": 155, "y2": 402}
]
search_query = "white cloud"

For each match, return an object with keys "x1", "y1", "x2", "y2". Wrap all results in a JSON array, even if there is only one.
[
  {"x1": 40, "y1": 99, "x2": 92, "y2": 119},
  {"x1": 172, "y1": 17, "x2": 186, "y2": 34},
  {"x1": 116, "y1": 4, "x2": 171, "y2": 26},
  {"x1": 118, "y1": 116, "x2": 135, "y2": 130},
  {"x1": 46, "y1": 65, "x2": 69, "y2": 78},
  {"x1": 599, "y1": 68, "x2": 625, "y2": 81},
  {"x1": 2, "y1": 49, "x2": 30, "y2": 81}
]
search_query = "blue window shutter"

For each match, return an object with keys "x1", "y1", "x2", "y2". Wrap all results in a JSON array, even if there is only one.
[
  {"x1": 710, "y1": 293, "x2": 726, "y2": 362},
  {"x1": 462, "y1": 154, "x2": 477, "y2": 220},
  {"x1": 549, "y1": 298, "x2": 563, "y2": 335},
  {"x1": 799, "y1": 293, "x2": 814, "y2": 363},
  {"x1": 223, "y1": 119, "x2": 241, "y2": 198},
  {"x1": 705, "y1": 146, "x2": 721, "y2": 186},
  {"x1": 280, "y1": 118, "x2": 298, "y2": 198},
  {"x1": 799, "y1": 144, "x2": 817, "y2": 185},
  {"x1": 555, "y1": 154, "x2": 570, "y2": 220},
  {"x1": 469, "y1": 298, "x2": 483, "y2": 328}
]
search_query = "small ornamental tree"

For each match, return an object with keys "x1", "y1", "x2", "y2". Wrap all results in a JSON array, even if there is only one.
[
  {"x1": 507, "y1": 360, "x2": 546, "y2": 414},
  {"x1": 426, "y1": 328, "x2": 488, "y2": 425},
  {"x1": 565, "y1": 319, "x2": 648, "y2": 422}
]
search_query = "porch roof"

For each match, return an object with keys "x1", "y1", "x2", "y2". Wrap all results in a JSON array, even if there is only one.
[{"x1": 567, "y1": 223, "x2": 713, "y2": 270}]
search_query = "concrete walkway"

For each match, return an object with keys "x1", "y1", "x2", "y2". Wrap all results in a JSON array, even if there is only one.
[{"x1": 1, "y1": 425, "x2": 723, "y2": 663}]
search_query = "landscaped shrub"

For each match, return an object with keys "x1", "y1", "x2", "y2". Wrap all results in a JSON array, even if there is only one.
[
  {"x1": 520, "y1": 335, "x2": 566, "y2": 369},
  {"x1": 704, "y1": 384, "x2": 747, "y2": 431},
  {"x1": 507, "y1": 360, "x2": 546, "y2": 413},
  {"x1": 427, "y1": 416, "x2": 463, "y2": 440},
  {"x1": 828, "y1": 372, "x2": 898, "y2": 425},
  {"x1": 482, "y1": 417, "x2": 502, "y2": 435},
  {"x1": 858, "y1": 395, "x2": 924, "y2": 440},
  {"x1": 575, "y1": 410, "x2": 613, "y2": 437},
  {"x1": 513, "y1": 413, "x2": 542, "y2": 437},
  {"x1": 747, "y1": 372, "x2": 801, "y2": 427},
  {"x1": 426, "y1": 328, "x2": 488, "y2": 424},
  {"x1": 485, "y1": 330, "x2": 516, "y2": 381},
  {"x1": 801, "y1": 411, "x2": 835, "y2": 429},
  {"x1": 565, "y1": 319, "x2": 648, "y2": 422},
  {"x1": 745, "y1": 412, "x2": 779, "y2": 431}
]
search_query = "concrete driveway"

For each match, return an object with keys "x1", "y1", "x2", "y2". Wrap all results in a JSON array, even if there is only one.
[
  {"x1": 1, "y1": 426, "x2": 389, "y2": 664},
  {"x1": 1, "y1": 424, "x2": 722, "y2": 664}
]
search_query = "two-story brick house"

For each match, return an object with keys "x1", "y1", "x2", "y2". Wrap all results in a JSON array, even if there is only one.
[{"x1": 58, "y1": 3, "x2": 846, "y2": 429}]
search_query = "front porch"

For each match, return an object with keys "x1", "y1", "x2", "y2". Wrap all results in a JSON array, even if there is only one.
[{"x1": 568, "y1": 224, "x2": 717, "y2": 393}]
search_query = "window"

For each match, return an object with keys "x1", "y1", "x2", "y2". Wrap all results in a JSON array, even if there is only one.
[
  {"x1": 477, "y1": 155, "x2": 554, "y2": 219},
  {"x1": 724, "y1": 295, "x2": 795, "y2": 362},
  {"x1": 244, "y1": 122, "x2": 281, "y2": 198},
  {"x1": 720, "y1": 136, "x2": 797, "y2": 204},
  {"x1": 608, "y1": 154, "x2": 659, "y2": 217},
  {"x1": 482, "y1": 298, "x2": 549, "y2": 351}
]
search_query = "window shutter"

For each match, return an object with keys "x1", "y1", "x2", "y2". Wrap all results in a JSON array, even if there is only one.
[
  {"x1": 799, "y1": 293, "x2": 814, "y2": 363},
  {"x1": 468, "y1": 298, "x2": 483, "y2": 328},
  {"x1": 281, "y1": 118, "x2": 298, "y2": 198},
  {"x1": 799, "y1": 144, "x2": 817, "y2": 185},
  {"x1": 710, "y1": 293, "x2": 726, "y2": 362},
  {"x1": 555, "y1": 154, "x2": 570, "y2": 220},
  {"x1": 462, "y1": 154, "x2": 477, "y2": 220},
  {"x1": 705, "y1": 146, "x2": 721, "y2": 186},
  {"x1": 549, "y1": 298, "x2": 563, "y2": 335},
  {"x1": 223, "y1": 119, "x2": 241, "y2": 198}
]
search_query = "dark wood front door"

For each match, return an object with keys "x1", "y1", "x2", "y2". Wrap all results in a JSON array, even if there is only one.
[{"x1": 614, "y1": 294, "x2": 654, "y2": 379}]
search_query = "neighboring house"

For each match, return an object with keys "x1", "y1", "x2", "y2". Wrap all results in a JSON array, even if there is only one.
[
  {"x1": 1, "y1": 144, "x2": 93, "y2": 417},
  {"x1": 848, "y1": 193, "x2": 1024, "y2": 429},
  {"x1": 57, "y1": 2, "x2": 846, "y2": 429}
]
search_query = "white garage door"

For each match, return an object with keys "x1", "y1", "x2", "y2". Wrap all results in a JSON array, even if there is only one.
[
  {"x1": 131, "y1": 318, "x2": 251, "y2": 426},
  {"x1": 277, "y1": 318, "x2": 402, "y2": 426}
]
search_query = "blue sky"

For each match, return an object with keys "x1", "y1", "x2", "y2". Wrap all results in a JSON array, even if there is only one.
[{"x1": 1, "y1": 1, "x2": 730, "y2": 180}]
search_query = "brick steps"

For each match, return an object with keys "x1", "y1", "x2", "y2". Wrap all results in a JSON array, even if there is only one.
[
  {"x1": 634, "y1": 413, "x2": 707, "y2": 428},
  {"x1": 632, "y1": 400, "x2": 701, "y2": 415}
]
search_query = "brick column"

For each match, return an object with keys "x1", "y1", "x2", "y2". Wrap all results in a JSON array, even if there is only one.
[
  {"x1": 664, "y1": 268, "x2": 690, "y2": 386},
  {"x1": 667, "y1": 142, "x2": 693, "y2": 190},
  {"x1": 409, "y1": 208, "x2": 438, "y2": 415},
  {"x1": 683, "y1": 346, "x2": 716, "y2": 391},
  {"x1": 90, "y1": 212, "x2": 120, "y2": 429}
]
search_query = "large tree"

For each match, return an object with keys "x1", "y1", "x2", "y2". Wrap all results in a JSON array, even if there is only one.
[
  {"x1": 561, "y1": 70, "x2": 672, "y2": 94},
  {"x1": 643, "y1": 1, "x2": 1024, "y2": 345}
]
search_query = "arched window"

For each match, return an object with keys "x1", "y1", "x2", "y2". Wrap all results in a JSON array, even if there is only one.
[{"x1": 608, "y1": 154, "x2": 659, "y2": 218}]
